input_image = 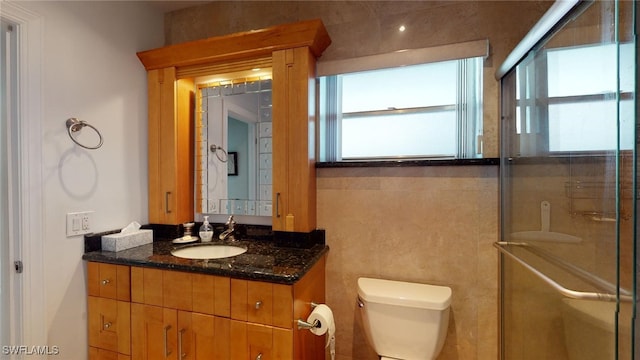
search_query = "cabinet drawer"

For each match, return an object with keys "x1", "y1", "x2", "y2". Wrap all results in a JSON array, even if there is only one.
[
  {"x1": 192, "y1": 273, "x2": 231, "y2": 317},
  {"x1": 88, "y1": 262, "x2": 131, "y2": 301},
  {"x1": 230, "y1": 320, "x2": 293, "y2": 360},
  {"x1": 131, "y1": 267, "x2": 193, "y2": 311},
  {"x1": 89, "y1": 347, "x2": 131, "y2": 360},
  {"x1": 88, "y1": 296, "x2": 131, "y2": 355},
  {"x1": 231, "y1": 279, "x2": 293, "y2": 328}
]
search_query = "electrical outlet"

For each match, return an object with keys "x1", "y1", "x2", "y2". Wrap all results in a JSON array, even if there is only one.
[{"x1": 66, "y1": 211, "x2": 94, "y2": 237}]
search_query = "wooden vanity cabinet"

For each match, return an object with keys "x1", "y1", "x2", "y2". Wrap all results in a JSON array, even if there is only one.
[
  {"x1": 230, "y1": 321, "x2": 293, "y2": 359},
  {"x1": 229, "y1": 255, "x2": 326, "y2": 360},
  {"x1": 137, "y1": 20, "x2": 330, "y2": 230},
  {"x1": 88, "y1": 253, "x2": 326, "y2": 360},
  {"x1": 87, "y1": 261, "x2": 131, "y2": 301},
  {"x1": 230, "y1": 279, "x2": 293, "y2": 327},
  {"x1": 147, "y1": 67, "x2": 194, "y2": 225},
  {"x1": 130, "y1": 304, "x2": 231, "y2": 360},
  {"x1": 89, "y1": 347, "x2": 131, "y2": 360},
  {"x1": 87, "y1": 262, "x2": 131, "y2": 360},
  {"x1": 271, "y1": 47, "x2": 318, "y2": 232},
  {"x1": 130, "y1": 267, "x2": 231, "y2": 359}
]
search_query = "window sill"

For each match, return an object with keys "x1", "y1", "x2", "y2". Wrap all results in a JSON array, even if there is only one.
[{"x1": 316, "y1": 158, "x2": 499, "y2": 168}]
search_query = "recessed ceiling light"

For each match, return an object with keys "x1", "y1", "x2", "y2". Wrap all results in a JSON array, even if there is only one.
[{"x1": 399, "y1": 25, "x2": 406, "y2": 32}]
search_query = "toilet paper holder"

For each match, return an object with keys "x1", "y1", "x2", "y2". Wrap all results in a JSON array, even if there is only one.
[{"x1": 297, "y1": 302, "x2": 321, "y2": 330}]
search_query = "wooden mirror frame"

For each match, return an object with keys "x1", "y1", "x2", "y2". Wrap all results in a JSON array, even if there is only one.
[{"x1": 137, "y1": 20, "x2": 331, "y2": 231}]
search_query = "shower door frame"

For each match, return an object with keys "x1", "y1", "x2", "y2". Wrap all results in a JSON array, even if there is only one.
[{"x1": 496, "y1": 0, "x2": 638, "y2": 359}]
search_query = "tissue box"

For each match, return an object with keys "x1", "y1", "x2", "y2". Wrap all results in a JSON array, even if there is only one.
[{"x1": 101, "y1": 229, "x2": 153, "y2": 252}]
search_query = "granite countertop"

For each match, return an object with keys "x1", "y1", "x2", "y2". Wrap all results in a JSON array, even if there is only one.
[{"x1": 82, "y1": 239, "x2": 329, "y2": 285}]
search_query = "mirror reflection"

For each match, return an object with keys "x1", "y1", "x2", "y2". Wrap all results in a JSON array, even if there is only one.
[{"x1": 196, "y1": 72, "x2": 273, "y2": 217}]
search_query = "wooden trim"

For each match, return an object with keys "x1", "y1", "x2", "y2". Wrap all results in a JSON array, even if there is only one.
[
  {"x1": 1, "y1": 3, "x2": 47, "y2": 347},
  {"x1": 175, "y1": 77, "x2": 195, "y2": 224},
  {"x1": 177, "y1": 57, "x2": 272, "y2": 79},
  {"x1": 292, "y1": 255, "x2": 326, "y2": 359},
  {"x1": 137, "y1": 19, "x2": 331, "y2": 71}
]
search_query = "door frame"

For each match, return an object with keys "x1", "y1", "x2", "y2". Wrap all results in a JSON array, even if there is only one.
[{"x1": 0, "y1": 2, "x2": 45, "y2": 349}]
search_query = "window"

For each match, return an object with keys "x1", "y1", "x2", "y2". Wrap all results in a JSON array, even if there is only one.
[
  {"x1": 317, "y1": 42, "x2": 486, "y2": 162},
  {"x1": 515, "y1": 42, "x2": 634, "y2": 153}
]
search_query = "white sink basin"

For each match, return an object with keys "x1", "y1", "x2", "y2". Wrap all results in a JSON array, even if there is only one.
[{"x1": 171, "y1": 244, "x2": 247, "y2": 260}]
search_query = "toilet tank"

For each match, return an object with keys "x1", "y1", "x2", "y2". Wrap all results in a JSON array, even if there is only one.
[{"x1": 357, "y1": 278, "x2": 452, "y2": 360}]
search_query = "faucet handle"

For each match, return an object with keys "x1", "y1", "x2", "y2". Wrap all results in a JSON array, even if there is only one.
[{"x1": 226, "y1": 215, "x2": 236, "y2": 229}]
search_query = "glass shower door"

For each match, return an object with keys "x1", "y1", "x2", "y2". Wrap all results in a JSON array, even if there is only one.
[{"x1": 498, "y1": 1, "x2": 637, "y2": 359}]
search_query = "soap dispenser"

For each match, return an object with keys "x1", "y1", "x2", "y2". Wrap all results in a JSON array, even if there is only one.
[{"x1": 199, "y1": 216, "x2": 213, "y2": 242}]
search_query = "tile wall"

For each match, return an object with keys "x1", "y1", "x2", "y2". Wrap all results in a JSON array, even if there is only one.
[
  {"x1": 165, "y1": 2, "x2": 555, "y2": 358},
  {"x1": 317, "y1": 166, "x2": 498, "y2": 359}
]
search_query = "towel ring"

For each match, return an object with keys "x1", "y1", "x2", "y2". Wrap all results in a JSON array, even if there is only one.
[
  {"x1": 66, "y1": 118, "x2": 103, "y2": 150},
  {"x1": 210, "y1": 144, "x2": 228, "y2": 162}
]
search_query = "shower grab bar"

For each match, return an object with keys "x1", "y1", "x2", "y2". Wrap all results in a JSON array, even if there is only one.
[{"x1": 494, "y1": 242, "x2": 633, "y2": 303}]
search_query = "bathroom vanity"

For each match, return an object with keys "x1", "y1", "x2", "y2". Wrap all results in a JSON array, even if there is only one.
[
  {"x1": 84, "y1": 239, "x2": 328, "y2": 360},
  {"x1": 84, "y1": 19, "x2": 332, "y2": 360}
]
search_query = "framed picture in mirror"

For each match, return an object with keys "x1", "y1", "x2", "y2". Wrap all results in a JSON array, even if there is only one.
[{"x1": 228, "y1": 152, "x2": 238, "y2": 176}]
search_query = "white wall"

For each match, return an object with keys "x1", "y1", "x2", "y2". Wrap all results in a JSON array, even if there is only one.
[{"x1": 9, "y1": 1, "x2": 165, "y2": 357}]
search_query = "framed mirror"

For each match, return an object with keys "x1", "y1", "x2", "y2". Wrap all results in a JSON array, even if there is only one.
[{"x1": 195, "y1": 70, "x2": 273, "y2": 220}]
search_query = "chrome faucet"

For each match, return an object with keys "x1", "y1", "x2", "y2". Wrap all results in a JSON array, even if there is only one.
[{"x1": 219, "y1": 215, "x2": 236, "y2": 241}]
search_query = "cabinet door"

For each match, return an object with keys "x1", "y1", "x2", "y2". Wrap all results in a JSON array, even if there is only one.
[
  {"x1": 230, "y1": 320, "x2": 293, "y2": 360},
  {"x1": 88, "y1": 297, "x2": 131, "y2": 355},
  {"x1": 89, "y1": 347, "x2": 131, "y2": 360},
  {"x1": 131, "y1": 304, "x2": 178, "y2": 360},
  {"x1": 87, "y1": 262, "x2": 130, "y2": 301},
  {"x1": 178, "y1": 311, "x2": 230, "y2": 360},
  {"x1": 147, "y1": 67, "x2": 194, "y2": 225},
  {"x1": 271, "y1": 47, "x2": 317, "y2": 233}
]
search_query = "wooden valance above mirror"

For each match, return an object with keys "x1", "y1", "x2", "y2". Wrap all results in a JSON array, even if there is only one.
[{"x1": 137, "y1": 19, "x2": 331, "y2": 72}]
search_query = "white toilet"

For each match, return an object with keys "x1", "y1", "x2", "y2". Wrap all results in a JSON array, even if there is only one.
[{"x1": 357, "y1": 277, "x2": 452, "y2": 360}]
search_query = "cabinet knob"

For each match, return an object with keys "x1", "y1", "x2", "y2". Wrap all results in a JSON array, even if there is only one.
[
  {"x1": 101, "y1": 279, "x2": 110, "y2": 285},
  {"x1": 256, "y1": 353, "x2": 262, "y2": 360},
  {"x1": 103, "y1": 322, "x2": 112, "y2": 329},
  {"x1": 255, "y1": 300, "x2": 262, "y2": 310}
]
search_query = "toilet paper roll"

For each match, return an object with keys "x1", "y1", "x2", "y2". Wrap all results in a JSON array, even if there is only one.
[{"x1": 307, "y1": 304, "x2": 336, "y2": 348}]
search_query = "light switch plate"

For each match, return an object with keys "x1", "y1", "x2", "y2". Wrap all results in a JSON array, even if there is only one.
[{"x1": 66, "y1": 211, "x2": 94, "y2": 237}]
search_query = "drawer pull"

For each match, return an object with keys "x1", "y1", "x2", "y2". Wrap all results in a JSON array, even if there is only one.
[
  {"x1": 255, "y1": 300, "x2": 262, "y2": 310},
  {"x1": 164, "y1": 325, "x2": 172, "y2": 357},
  {"x1": 165, "y1": 191, "x2": 172, "y2": 214},
  {"x1": 101, "y1": 279, "x2": 110, "y2": 285},
  {"x1": 256, "y1": 353, "x2": 263, "y2": 360},
  {"x1": 178, "y1": 328, "x2": 186, "y2": 360}
]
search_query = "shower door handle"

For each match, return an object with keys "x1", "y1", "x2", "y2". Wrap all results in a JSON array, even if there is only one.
[{"x1": 495, "y1": 242, "x2": 632, "y2": 302}]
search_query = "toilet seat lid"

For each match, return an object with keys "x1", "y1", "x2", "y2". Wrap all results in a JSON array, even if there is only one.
[{"x1": 357, "y1": 277, "x2": 452, "y2": 310}]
